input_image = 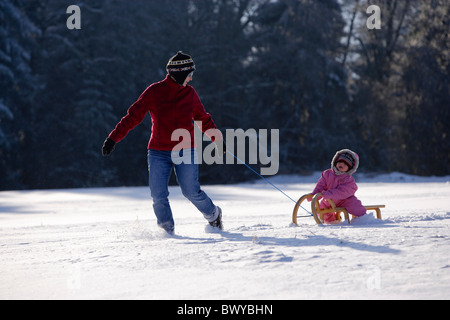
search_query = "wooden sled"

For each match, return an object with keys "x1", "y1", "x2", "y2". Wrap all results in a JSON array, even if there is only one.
[{"x1": 292, "y1": 193, "x2": 385, "y2": 225}]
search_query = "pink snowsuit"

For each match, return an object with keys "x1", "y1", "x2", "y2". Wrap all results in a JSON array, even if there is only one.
[{"x1": 311, "y1": 149, "x2": 366, "y2": 223}]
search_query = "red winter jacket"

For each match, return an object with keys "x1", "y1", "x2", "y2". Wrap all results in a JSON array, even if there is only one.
[{"x1": 109, "y1": 75, "x2": 218, "y2": 150}]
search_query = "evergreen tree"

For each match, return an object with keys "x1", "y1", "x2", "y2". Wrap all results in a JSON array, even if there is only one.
[
  {"x1": 401, "y1": 0, "x2": 450, "y2": 175},
  {"x1": 246, "y1": 0, "x2": 350, "y2": 172},
  {"x1": 0, "y1": 0, "x2": 41, "y2": 189}
]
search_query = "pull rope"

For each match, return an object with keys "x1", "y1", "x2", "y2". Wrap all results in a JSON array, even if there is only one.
[{"x1": 226, "y1": 150, "x2": 312, "y2": 216}]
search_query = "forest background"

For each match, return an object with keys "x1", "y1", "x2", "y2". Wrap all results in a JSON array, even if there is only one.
[{"x1": 1, "y1": 0, "x2": 448, "y2": 190}]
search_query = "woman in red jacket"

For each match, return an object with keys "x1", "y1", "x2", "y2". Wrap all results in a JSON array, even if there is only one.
[{"x1": 102, "y1": 52, "x2": 222, "y2": 234}]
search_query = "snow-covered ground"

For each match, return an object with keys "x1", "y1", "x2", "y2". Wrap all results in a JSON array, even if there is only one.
[{"x1": 1, "y1": 172, "x2": 449, "y2": 300}]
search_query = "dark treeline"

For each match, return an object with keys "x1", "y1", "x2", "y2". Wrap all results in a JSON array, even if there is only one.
[{"x1": 1, "y1": 0, "x2": 449, "y2": 190}]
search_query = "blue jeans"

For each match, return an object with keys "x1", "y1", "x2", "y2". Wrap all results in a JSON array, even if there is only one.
[{"x1": 147, "y1": 148, "x2": 217, "y2": 231}]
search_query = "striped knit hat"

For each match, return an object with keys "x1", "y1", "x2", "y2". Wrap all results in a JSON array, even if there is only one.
[
  {"x1": 331, "y1": 149, "x2": 359, "y2": 175},
  {"x1": 166, "y1": 51, "x2": 195, "y2": 85}
]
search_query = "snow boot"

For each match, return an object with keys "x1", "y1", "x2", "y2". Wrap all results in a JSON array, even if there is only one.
[
  {"x1": 158, "y1": 221, "x2": 175, "y2": 235},
  {"x1": 208, "y1": 206, "x2": 223, "y2": 230}
]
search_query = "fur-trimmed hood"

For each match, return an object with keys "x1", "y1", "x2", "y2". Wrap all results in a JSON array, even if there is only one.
[{"x1": 331, "y1": 149, "x2": 359, "y2": 176}]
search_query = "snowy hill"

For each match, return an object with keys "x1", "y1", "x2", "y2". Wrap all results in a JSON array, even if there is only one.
[{"x1": 1, "y1": 173, "x2": 450, "y2": 299}]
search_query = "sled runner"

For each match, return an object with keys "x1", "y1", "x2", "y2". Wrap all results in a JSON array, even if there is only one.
[{"x1": 292, "y1": 193, "x2": 385, "y2": 225}]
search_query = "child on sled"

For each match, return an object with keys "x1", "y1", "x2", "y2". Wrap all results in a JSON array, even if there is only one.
[{"x1": 310, "y1": 149, "x2": 366, "y2": 224}]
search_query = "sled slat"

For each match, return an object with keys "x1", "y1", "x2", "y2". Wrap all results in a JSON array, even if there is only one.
[{"x1": 364, "y1": 205, "x2": 385, "y2": 220}]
